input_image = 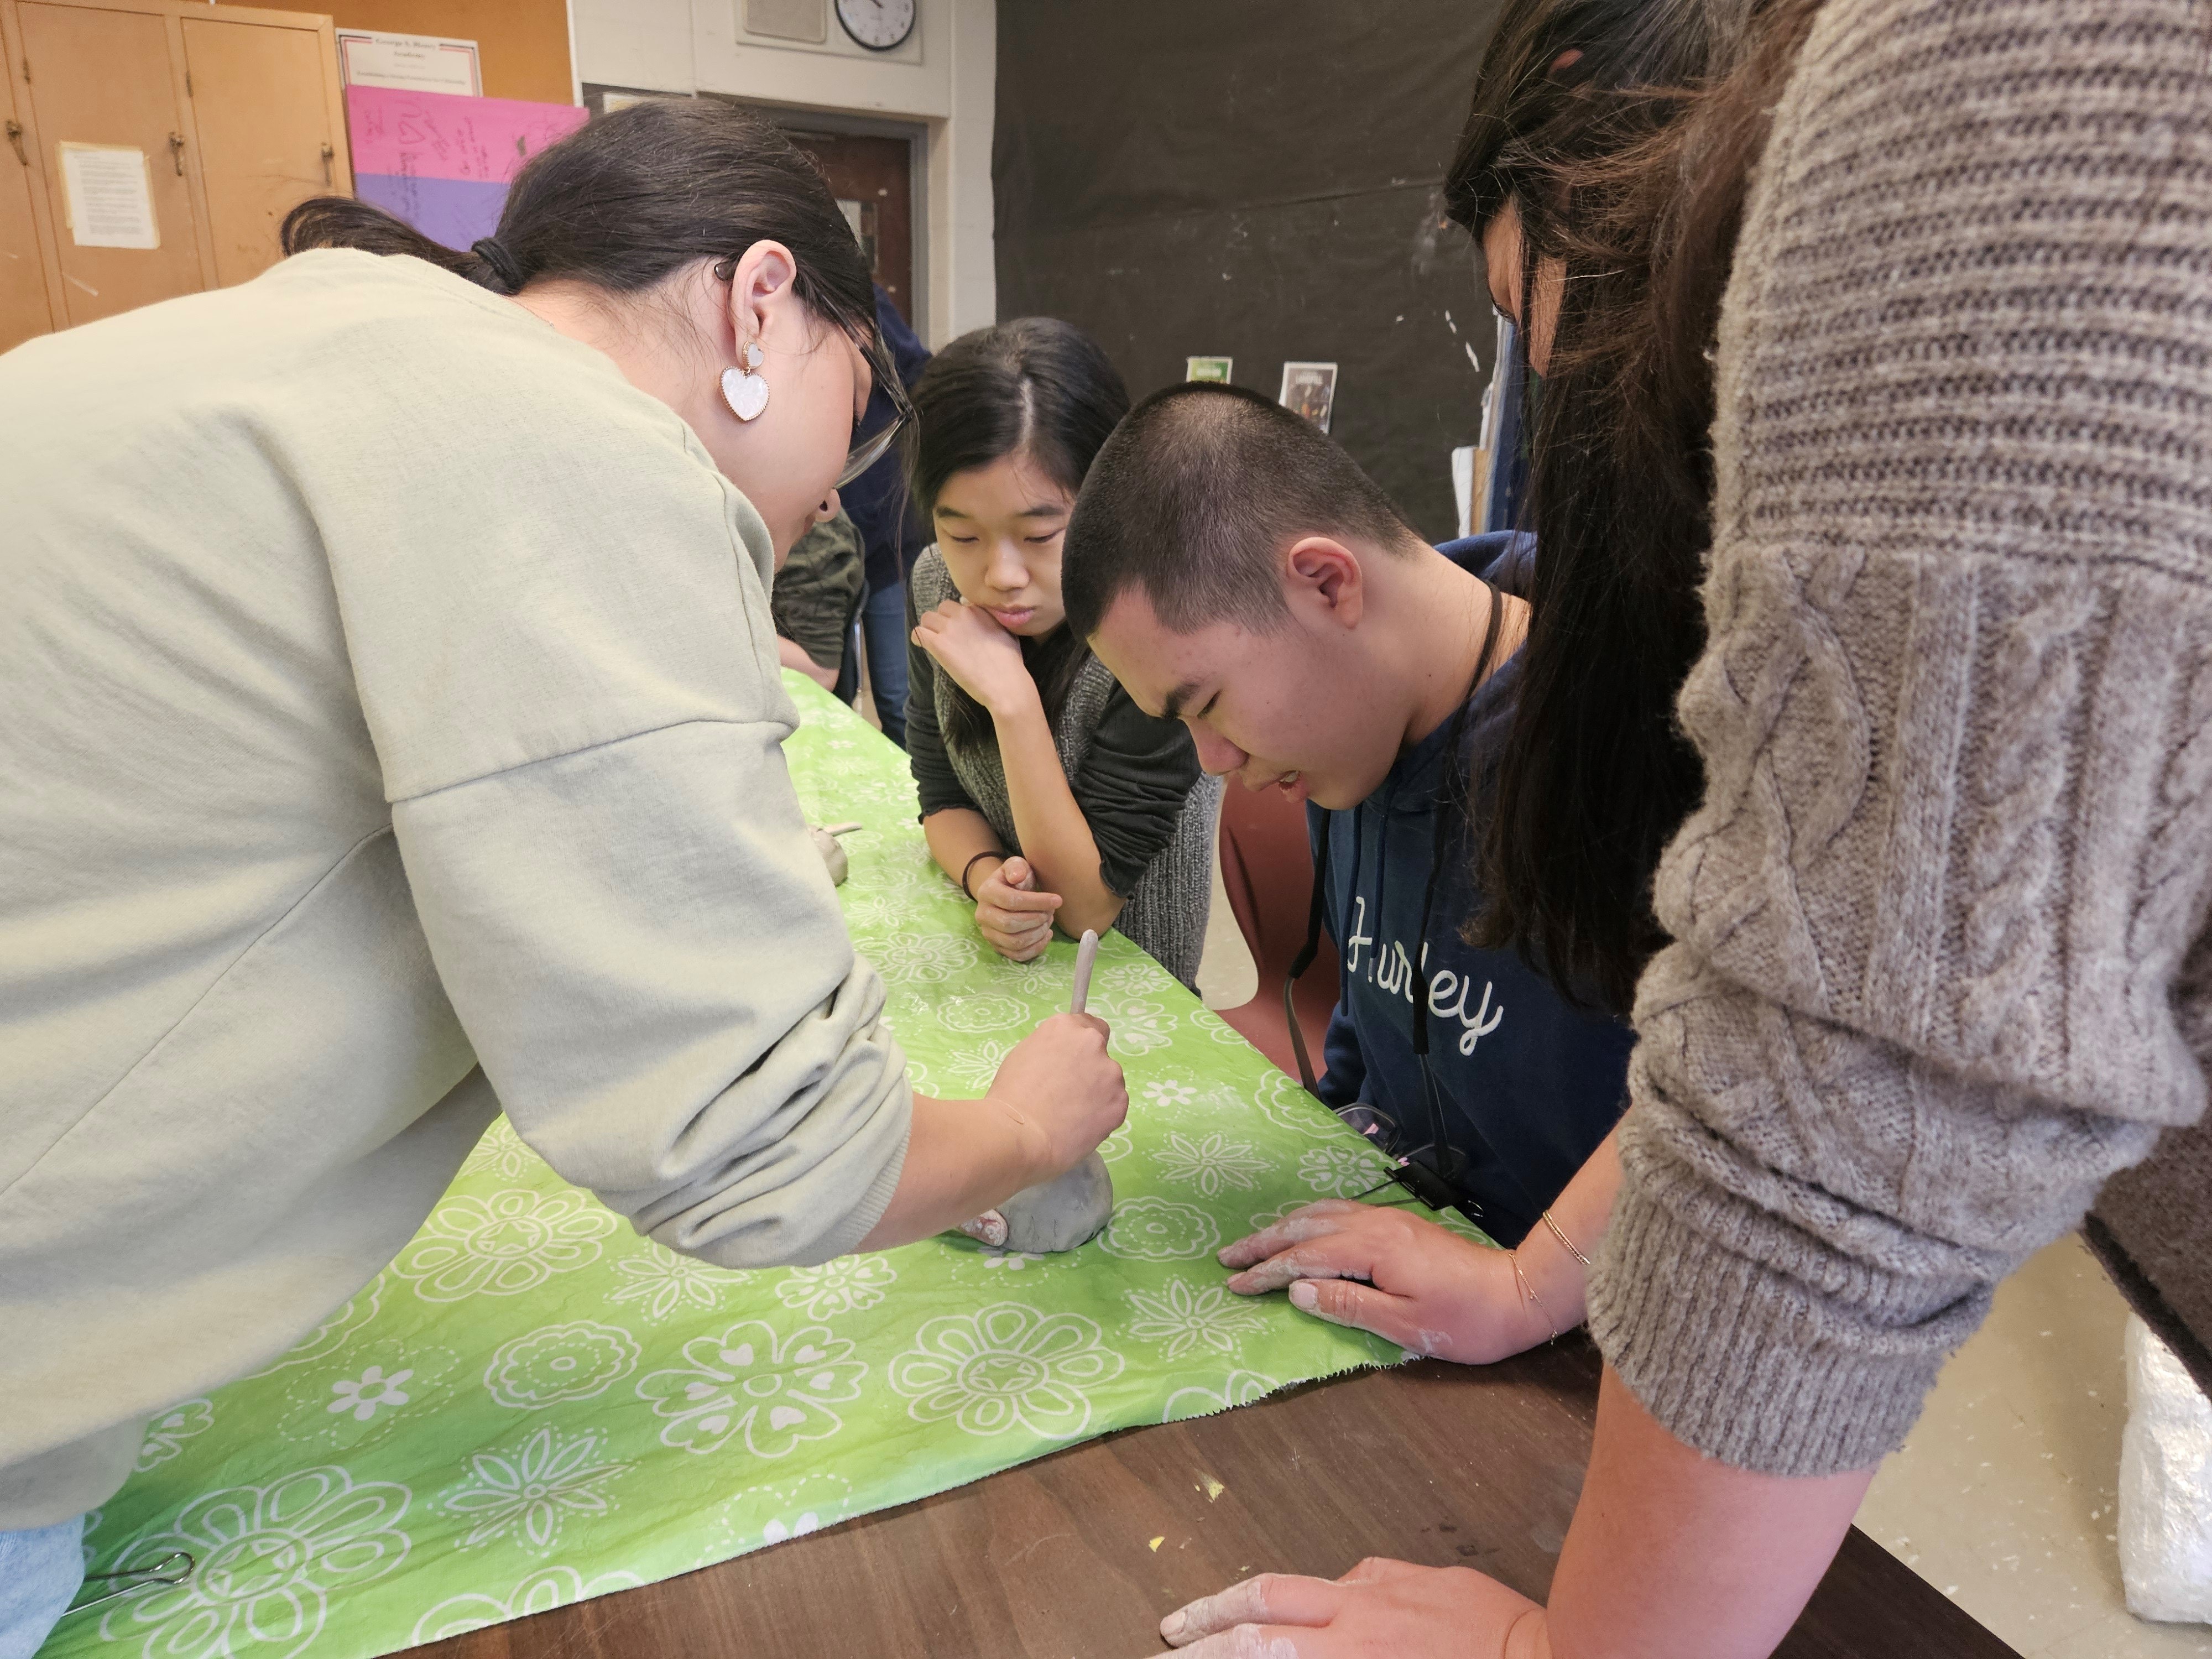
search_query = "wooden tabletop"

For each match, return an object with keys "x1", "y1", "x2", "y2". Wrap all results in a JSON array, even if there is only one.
[{"x1": 411, "y1": 1331, "x2": 2017, "y2": 1659}]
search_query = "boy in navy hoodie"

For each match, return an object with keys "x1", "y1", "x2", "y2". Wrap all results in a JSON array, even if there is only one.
[{"x1": 1064, "y1": 382, "x2": 1626, "y2": 1365}]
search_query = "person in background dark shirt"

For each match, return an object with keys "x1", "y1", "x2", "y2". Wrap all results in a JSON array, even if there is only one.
[{"x1": 840, "y1": 284, "x2": 933, "y2": 744}]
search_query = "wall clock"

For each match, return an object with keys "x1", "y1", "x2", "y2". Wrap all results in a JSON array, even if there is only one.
[{"x1": 835, "y1": 0, "x2": 915, "y2": 51}]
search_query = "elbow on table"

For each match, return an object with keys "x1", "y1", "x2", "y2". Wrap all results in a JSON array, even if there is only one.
[{"x1": 1056, "y1": 889, "x2": 1126, "y2": 939}]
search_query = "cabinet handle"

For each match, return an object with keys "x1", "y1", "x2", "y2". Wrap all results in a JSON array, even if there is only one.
[
  {"x1": 320, "y1": 141, "x2": 333, "y2": 185},
  {"x1": 168, "y1": 131, "x2": 184, "y2": 175},
  {"x1": 4, "y1": 119, "x2": 22, "y2": 165}
]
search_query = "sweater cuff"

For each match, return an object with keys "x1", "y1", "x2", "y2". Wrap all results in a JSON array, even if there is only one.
[{"x1": 1585, "y1": 1174, "x2": 1980, "y2": 1478}]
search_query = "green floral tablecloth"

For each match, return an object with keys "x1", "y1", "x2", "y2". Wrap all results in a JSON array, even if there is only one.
[{"x1": 45, "y1": 675, "x2": 1452, "y2": 1659}]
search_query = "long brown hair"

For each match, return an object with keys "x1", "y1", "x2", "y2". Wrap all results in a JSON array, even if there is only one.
[{"x1": 1447, "y1": 0, "x2": 1825, "y2": 1011}]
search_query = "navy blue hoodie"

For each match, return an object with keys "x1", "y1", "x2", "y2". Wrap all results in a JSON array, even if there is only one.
[{"x1": 1312, "y1": 534, "x2": 1632, "y2": 1245}]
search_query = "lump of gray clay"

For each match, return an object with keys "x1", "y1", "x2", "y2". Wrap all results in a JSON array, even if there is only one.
[
  {"x1": 997, "y1": 1151, "x2": 1113, "y2": 1253},
  {"x1": 808, "y1": 825, "x2": 850, "y2": 886}
]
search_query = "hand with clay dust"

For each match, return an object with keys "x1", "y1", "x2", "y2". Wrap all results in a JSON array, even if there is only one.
[
  {"x1": 1218, "y1": 1200, "x2": 1556, "y2": 1364},
  {"x1": 1157, "y1": 1557, "x2": 1548, "y2": 1657},
  {"x1": 972, "y1": 854, "x2": 1061, "y2": 963},
  {"x1": 983, "y1": 1010, "x2": 1125, "y2": 1176},
  {"x1": 912, "y1": 598, "x2": 1038, "y2": 719}
]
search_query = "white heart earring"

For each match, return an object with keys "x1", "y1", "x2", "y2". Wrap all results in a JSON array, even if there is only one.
[{"x1": 721, "y1": 341, "x2": 769, "y2": 421}]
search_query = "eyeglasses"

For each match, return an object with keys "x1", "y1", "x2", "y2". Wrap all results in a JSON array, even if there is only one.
[
  {"x1": 836, "y1": 331, "x2": 915, "y2": 489},
  {"x1": 709, "y1": 255, "x2": 916, "y2": 492}
]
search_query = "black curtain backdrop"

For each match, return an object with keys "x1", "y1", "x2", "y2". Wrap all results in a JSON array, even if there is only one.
[{"x1": 993, "y1": 3, "x2": 1509, "y2": 540}]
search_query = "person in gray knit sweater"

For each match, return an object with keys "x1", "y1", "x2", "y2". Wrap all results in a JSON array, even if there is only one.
[{"x1": 1157, "y1": 0, "x2": 2212, "y2": 1653}]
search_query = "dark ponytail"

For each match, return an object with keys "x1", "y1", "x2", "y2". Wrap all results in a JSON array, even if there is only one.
[
  {"x1": 281, "y1": 98, "x2": 875, "y2": 344},
  {"x1": 904, "y1": 318, "x2": 1131, "y2": 755}
]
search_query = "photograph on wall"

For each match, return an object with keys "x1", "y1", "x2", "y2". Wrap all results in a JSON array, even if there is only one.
[
  {"x1": 1185, "y1": 355, "x2": 1233, "y2": 383},
  {"x1": 1279, "y1": 361, "x2": 1338, "y2": 432}
]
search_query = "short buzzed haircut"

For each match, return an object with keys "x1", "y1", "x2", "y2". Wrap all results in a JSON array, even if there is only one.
[{"x1": 1062, "y1": 383, "x2": 1421, "y2": 641}]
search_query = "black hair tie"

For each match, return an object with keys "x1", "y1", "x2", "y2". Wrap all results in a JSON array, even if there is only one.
[{"x1": 471, "y1": 237, "x2": 526, "y2": 294}]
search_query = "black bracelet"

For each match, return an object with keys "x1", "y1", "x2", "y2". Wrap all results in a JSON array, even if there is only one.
[{"x1": 960, "y1": 851, "x2": 1004, "y2": 900}]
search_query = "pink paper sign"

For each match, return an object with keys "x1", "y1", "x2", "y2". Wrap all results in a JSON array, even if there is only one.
[{"x1": 346, "y1": 85, "x2": 587, "y2": 184}]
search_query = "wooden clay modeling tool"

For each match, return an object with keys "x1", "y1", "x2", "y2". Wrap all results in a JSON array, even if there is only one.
[{"x1": 961, "y1": 930, "x2": 1115, "y2": 1253}]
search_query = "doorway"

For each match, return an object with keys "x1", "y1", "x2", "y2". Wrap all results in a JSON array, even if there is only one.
[{"x1": 742, "y1": 105, "x2": 923, "y2": 335}]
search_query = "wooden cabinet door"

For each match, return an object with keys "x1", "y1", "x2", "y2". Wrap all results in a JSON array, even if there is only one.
[
  {"x1": 0, "y1": 41, "x2": 57, "y2": 349},
  {"x1": 13, "y1": 0, "x2": 205, "y2": 325},
  {"x1": 180, "y1": 13, "x2": 345, "y2": 287}
]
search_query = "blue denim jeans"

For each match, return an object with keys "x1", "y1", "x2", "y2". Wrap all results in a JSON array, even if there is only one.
[
  {"x1": 860, "y1": 579, "x2": 910, "y2": 748},
  {"x1": 0, "y1": 1514, "x2": 84, "y2": 1659}
]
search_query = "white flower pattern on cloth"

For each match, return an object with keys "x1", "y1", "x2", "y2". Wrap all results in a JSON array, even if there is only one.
[
  {"x1": 1252, "y1": 1068, "x2": 1343, "y2": 1139},
  {"x1": 888, "y1": 1303, "x2": 1123, "y2": 1440},
  {"x1": 932, "y1": 991, "x2": 1032, "y2": 1036},
  {"x1": 1097, "y1": 1195, "x2": 1220, "y2": 1260},
  {"x1": 460, "y1": 1118, "x2": 541, "y2": 1183},
  {"x1": 1163, "y1": 1370, "x2": 1283, "y2": 1423},
  {"x1": 869, "y1": 933, "x2": 977, "y2": 983},
  {"x1": 441, "y1": 1426, "x2": 632, "y2": 1553},
  {"x1": 96, "y1": 1467, "x2": 413, "y2": 1656},
  {"x1": 1088, "y1": 996, "x2": 1178, "y2": 1056},
  {"x1": 135, "y1": 1400, "x2": 215, "y2": 1470},
  {"x1": 393, "y1": 1190, "x2": 616, "y2": 1301},
  {"x1": 1097, "y1": 1118, "x2": 1135, "y2": 1164},
  {"x1": 1140, "y1": 1079, "x2": 1198, "y2": 1109},
  {"x1": 410, "y1": 1567, "x2": 645, "y2": 1644},
  {"x1": 1151, "y1": 1130, "x2": 1267, "y2": 1197},
  {"x1": 1298, "y1": 1144, "x2": 1391, "y2": 1197},
  {"x1": 328, "y1": 1366, "x2": 413, "y2": 1423},
  {"x1": 243, "y1": 1279, "x2": 384, "y2": 1379},
  {"x1": 697, "y1": 1473, "x2": 857, "y2": 1566},
  {"x1": 635, "y1": 1319, "x2": 866, "y2": 1458},
  {"x1": 1092, "y1": 961, "x2": 1169, "y2": 1001},
  {"x1": 1125, "y1": 1277, "x2": 1266, "y2": 1361},
  {"x1": 979, "y1": 1250, "x2": 1043, "y2": 1270},
  {"x1": 608, "y1": 1245, "x2": 739, "y2": 1322},
  {"x1": 774, "y1": 1254, "x2": 896, "y2": 1319},
  {"x1": 483, "y1": 1322, "x2": 640, "y2": 1410},
  {"x1": 936, "y1": 1036, "x2": 1016, "y2": 1095}
]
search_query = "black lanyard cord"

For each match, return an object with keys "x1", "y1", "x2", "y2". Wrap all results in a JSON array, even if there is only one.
[{"x1": 1285, "y1": 577, "x2": 1509, "y2": 1212}]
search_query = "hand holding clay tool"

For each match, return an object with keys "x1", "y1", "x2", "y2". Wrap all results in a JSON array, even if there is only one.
[{"x1": 961, "y1": 930, "x2": 1116, "y2": 1253}]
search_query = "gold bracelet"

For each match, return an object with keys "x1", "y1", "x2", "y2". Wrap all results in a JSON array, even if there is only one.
[
  {"x1": 1511, "y1": 1251, "x2": 1559, "y2": 1343},
  {"x1": 1540, "y1": 1208, "x2": 1593, "y2": 1269}
]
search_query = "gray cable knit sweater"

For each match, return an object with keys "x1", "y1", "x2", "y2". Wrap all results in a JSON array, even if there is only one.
[{"x1": 1585, "y1": 0, "x2": 2212, "y2": 1478}]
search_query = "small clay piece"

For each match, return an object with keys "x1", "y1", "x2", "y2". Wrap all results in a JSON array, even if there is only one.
[
  {"x1": 808, "y1": 822, "x2": 861, "y2": 886},
  {"x1": 993, "y1": 1150, "x2": 1114, "y2": 1253}
]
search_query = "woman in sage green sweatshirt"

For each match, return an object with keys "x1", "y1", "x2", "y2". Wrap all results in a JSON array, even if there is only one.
[{"x1": 0, "y1": 100, "x2": 1124, "y2": 1651}]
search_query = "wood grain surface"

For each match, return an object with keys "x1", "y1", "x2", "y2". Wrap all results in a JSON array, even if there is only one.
[{"x1": 412, "y1": 1334, "x2": 2018, "y2": 1658}]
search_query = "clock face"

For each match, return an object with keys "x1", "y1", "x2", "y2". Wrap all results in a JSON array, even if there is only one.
[{"x1": 835, "y1": 0, "x2": 915, "y2": 51}]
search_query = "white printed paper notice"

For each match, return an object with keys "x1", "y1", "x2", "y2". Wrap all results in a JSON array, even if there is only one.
[
  {"x1": 335, "y1": 30, "x2": 482, "y2": 95},
  {"x1": 58, "y1": 143, "x2": 158, "y2": 249}
]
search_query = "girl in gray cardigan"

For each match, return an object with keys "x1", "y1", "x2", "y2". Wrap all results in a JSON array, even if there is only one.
[{"x1": 904, "y1": 321, "x2": 1219, "y2": 989}]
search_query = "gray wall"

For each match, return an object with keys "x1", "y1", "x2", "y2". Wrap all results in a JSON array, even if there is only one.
[{"x1": 993, "y1": 2, "x2": 1507, "y2": 540}]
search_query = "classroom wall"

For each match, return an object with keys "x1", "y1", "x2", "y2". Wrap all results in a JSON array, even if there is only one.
[
  {"x1": 570, "y1": 0, "x2": 997, "y2": 347},
  {"x1": 331, "y1": 0, "x2": 576, "y2": 103},
  {"x1": 993, "y1": 2, "x2": 1507, "y2": 540}
]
